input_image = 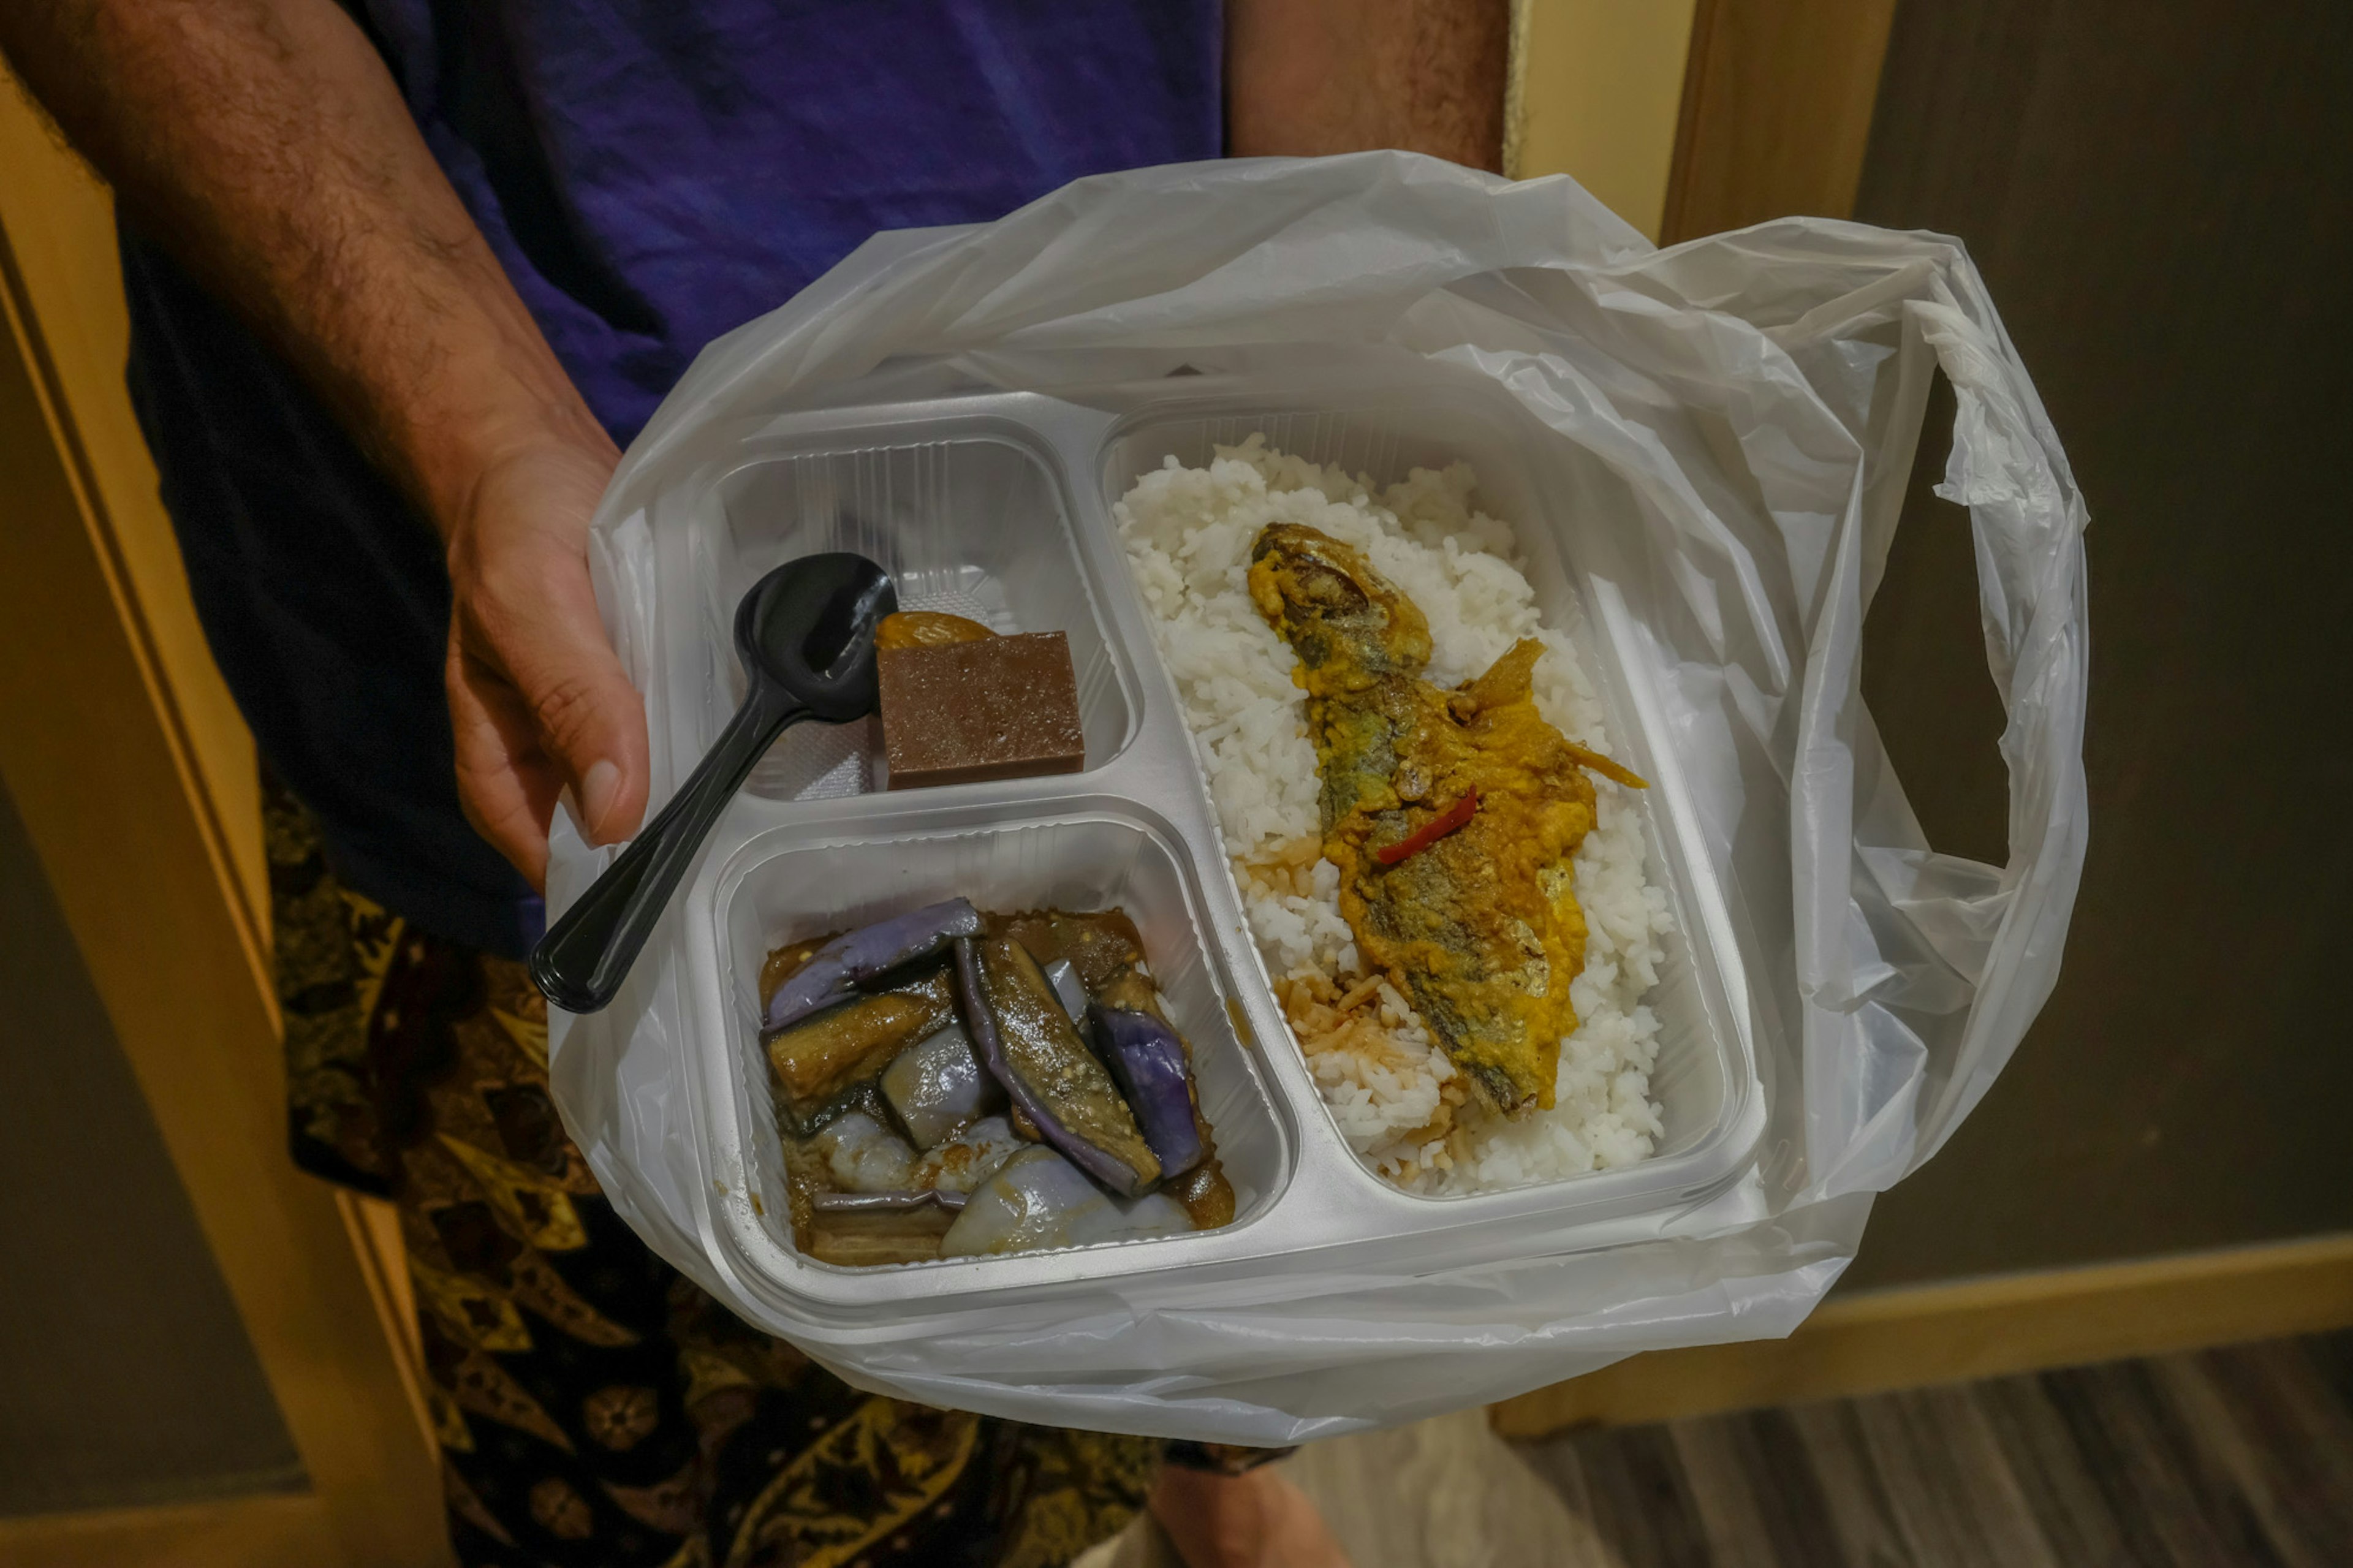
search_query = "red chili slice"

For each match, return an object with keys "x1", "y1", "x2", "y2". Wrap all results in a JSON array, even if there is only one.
[{"x1": 1374, "y1": 789, "x2": 1479, "y2": 866}]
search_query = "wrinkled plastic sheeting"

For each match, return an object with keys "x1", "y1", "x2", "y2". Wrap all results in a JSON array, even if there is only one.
[{"x1": 545, "y1": 153, "x2": 2089, "y2": 1442}]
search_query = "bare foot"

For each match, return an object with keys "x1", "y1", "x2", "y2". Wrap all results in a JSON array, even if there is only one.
[{"x1": 1148, "y1": 1464, "x2": 1354, "y2": 1568}]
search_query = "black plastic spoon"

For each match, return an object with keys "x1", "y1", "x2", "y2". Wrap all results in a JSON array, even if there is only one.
[{"x1": 530, "y1": 553, "x2": 898, "y2": 1014}]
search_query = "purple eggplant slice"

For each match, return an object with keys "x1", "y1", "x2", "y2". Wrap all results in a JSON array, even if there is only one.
[
  {"x1": 955, "y1": 936, "x2": 1161, "y2": 1199},
  {"x1": 763, "y1": 897, "x2": 983, "y2": 1031},
  {"x1": 767, "y1": 968, "x2": 957, "y2": 1131},
  {"x1": 1088, "y1": 1005, "x2": 1206, "y2": 1176}
]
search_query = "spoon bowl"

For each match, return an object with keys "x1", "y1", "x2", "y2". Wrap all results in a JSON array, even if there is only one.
[
  {"x1": 739, "y1": 552, "x2": 898, "y2": 721},
  {"x1": 531, "y1": 553, "x2": 898, "y2": 1014}
]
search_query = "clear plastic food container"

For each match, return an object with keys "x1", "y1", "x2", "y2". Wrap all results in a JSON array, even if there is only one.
[{"x1": 640, "y1": 373, "x2": 1767, "y2": 1328}]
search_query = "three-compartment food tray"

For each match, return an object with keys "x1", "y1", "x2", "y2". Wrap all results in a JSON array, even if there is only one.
[{"x1": 633, "y1": 373, "x2": 1768, "y2": 1331}]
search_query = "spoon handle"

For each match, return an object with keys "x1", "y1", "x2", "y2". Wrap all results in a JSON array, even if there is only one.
[{"x1": 531, "y1": 683, "x2": 808, "y2": 1013}]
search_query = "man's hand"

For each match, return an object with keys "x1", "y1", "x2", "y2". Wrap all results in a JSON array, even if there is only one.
[
  {"x1": 444, "y1": 437, "x2": 649, "y2": 889},
  {"x1": 1, "y1": 0, "x2": 651, "y2": 887}
]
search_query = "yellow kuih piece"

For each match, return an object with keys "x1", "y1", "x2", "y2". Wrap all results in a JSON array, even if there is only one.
[{"x1": 877, "y1": 630, "x2": 1086, "y2": 788}]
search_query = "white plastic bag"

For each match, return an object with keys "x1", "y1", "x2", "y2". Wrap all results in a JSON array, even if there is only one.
[{"x1": 546, "y1": 153, "x2": 2089, "y2": 1442}]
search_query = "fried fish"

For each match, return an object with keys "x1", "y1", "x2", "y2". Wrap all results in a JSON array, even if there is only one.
[{"x1": 1248, "y1": 521, "x2": 1645, "y2": 1112}]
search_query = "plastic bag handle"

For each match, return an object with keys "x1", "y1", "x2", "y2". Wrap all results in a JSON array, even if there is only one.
[{"x1": 1814, "y1": 297, "x2": 2091, "y2": 1191}]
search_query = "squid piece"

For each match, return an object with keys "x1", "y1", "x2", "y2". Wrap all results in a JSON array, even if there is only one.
[
  {"x1": 763, "y1": 898, "x2": 984, "y2": 1031},
  {"x1": 1042, "y1": 958, "x2": 1088, "y2": 1021},
  {"x1": 911, "y1": 1115, "x2": 1026, "y2": 1195},
  {"x1": 809, "y1": 1110, "x2": 920, "y2": 1193},
  {"x1": 767, "y1": 968, "x2": 957, "y2": 1133},
  {"x1": 938, "y1": 1147, "x2": 1192, "y2": 1258},
  {"x1": 879, "y1": 1020, "x2": 1004, "y2": 1149},
  {"x1": 956, "y1": 936, "x2": 1161, "y2": 1199},
  {"x1": 1087, "y1": 1006, "x2": 1205, "y2": 1177}
]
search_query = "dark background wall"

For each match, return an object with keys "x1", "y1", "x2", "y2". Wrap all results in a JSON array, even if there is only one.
[{"x1": 1841, "y1": 0, "x2": 2353, "y2": 1288}]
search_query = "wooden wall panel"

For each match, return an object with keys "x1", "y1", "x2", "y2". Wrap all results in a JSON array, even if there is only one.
[
  {"x1": 1510, "y1": 0, "x2": 1701, "y2": 239},
  {"x1": 1662, "y1": 0, "x2": 1896, "y2": 240},
  {"x1": 0, "y1": 85, "x2": 266, "y2": 929},
  {"x1": 0, "y1": 779, "x2": 303, "y2": 1515},
  {"x1": 0, "y1": 70, "x2": 448, "y2": 1568}
]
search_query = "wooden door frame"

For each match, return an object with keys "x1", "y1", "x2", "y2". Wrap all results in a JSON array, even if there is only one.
[
  {"x1": 0, "y1": 1495, "x2": 332, "y2": 1568},
  {"x1": 1493, "y1": 1232, "x2": 2353, "y2": 1436},
  {"x1": 1509, "y1": 0, "x2": 1896, "y2": 242},
  {"x1": 1661, "y1": 0, "x2": 1900, "y2": 241},
  {"x1": 0, "y1": 78, "x2": 445, "y2": 1568},
  {"x1": 1509, "y1": 0, "x2": 1703, "y2": 240}
]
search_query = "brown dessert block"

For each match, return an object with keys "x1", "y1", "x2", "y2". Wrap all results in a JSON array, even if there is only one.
[{"x1": 878, "y1": 631, "x2": 1085, "y2": 788}]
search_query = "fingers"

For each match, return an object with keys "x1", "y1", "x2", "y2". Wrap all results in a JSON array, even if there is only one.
[
  {"x1": 448, "y1": 634, "x2": 563, "y2": 889},
  {"x1": 441, "y1": 437, "x2": 646, "y2": 884},
  {"x1": 499, "y1": 566, "x2": 649, "y2": 841},
  {"x1": 447, "y1": 537, "x2": 649, "y2": 887}
]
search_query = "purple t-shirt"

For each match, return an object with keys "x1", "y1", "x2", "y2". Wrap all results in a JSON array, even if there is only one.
[
  {"x1": 367, "y1": 0, "x2": 1223, "y2": 439},
  {"x1": 121, "y1": 2, "x2": 1222, "y2": 953}
]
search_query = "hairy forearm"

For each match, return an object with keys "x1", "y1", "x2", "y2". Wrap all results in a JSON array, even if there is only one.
[
  {"x1": 0, "y1": 0, "x2": 608, "y2": 531},
  {"x1": 4, "y1": 0, "x2": 646, "y2": 876},
  {"x1": 1226, "y1": 0, "x2": 1509, "y2": 170}
]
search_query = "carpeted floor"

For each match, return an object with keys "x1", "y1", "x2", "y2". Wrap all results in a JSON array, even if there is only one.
[{"x1": 1079, "y1": 1333, "x2": 2353, "y2": 1567}]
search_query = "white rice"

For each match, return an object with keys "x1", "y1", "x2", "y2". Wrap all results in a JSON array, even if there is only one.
[{"x1": 1114, "y1": 437, "x2": 1672, "y2": 1194}]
